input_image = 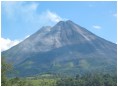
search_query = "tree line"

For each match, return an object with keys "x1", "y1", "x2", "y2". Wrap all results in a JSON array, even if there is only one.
[
  {"x1": 1, "y1": 57, "x2": 117, "y2": 86},
  {"x1": 56, "y1": 73, "x2": 117, "y2": 86}
]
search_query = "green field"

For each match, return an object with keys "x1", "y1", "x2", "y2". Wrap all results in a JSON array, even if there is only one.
[{"x1": 26, "y1": 78, "x2": 57, "y2": 86}]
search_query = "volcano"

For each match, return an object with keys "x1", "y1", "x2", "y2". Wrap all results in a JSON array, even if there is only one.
[{"x1": 2, "y1": 20, "x2": 117, "y2": 77}]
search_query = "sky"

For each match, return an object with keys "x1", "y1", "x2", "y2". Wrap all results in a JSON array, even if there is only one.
[{"x1": 1, "y1": 1, "x2": 117, "y2": 51}]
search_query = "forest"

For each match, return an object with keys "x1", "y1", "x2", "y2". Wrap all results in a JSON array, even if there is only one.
[{"x1": 1, "y1": 57, "x2": 117, "y2": 86}]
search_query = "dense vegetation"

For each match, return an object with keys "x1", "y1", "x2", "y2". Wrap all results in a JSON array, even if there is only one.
[
  {"x1": 57, "y1": 74, "x2": 117, "y2": 86},
  {"x1": 1, "y1": 57, "x2": 117, "y2": 86}
]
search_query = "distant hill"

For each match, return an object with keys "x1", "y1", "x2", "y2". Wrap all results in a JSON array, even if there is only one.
[{"x1": 2, "y1": 20, "x2": 117, "y2": 77}]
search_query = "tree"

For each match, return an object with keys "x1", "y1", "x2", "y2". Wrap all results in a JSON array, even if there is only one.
[{"x1": 1, "y1": 56, "x2": 12, "y2": 86}]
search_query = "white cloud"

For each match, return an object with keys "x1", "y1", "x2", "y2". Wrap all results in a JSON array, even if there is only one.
[
  {"x1": 92, "y1": 25, "x2": 101, "y2": 29},
  {"x1": 1, "y1": 38, "x2": 21, "y2": 51},
  {"x1": 2, "y1": 1, "x2": 64, "y2": 24},
  {"x1": 2, "y1": 2, "x2": 38, "y2": 19},
  {"x1": 1, "y1": 35, "x2": 31, "y2": 51},
  {"x1": 47, "y1": 10, "x2": 62, "y2": 22}
]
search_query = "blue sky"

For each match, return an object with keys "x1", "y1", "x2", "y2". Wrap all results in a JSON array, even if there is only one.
[{"x1": 1, "y1": 1, "x2": 117, "y2": 51}]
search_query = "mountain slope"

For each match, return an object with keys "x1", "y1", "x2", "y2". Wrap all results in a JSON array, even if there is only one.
[{"x1": 2, "y1": 20, "x2": 117, "y2": 77}]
